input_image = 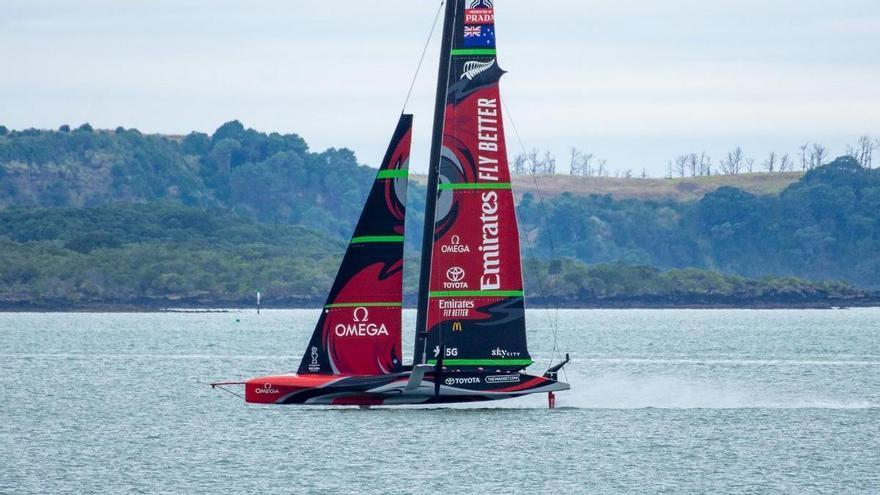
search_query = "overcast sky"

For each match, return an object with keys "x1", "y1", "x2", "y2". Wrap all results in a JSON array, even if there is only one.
[{"x1": 2, "y1": 0, "x2": 879, "y2": 175}]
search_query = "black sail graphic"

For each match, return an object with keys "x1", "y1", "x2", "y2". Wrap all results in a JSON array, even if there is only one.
[
  {"x1": 298, "y1": 115, "x2": 412, "y2": 376},
  {"x1": 417, "y1": 0, "x2": 532, "y2": 370}
]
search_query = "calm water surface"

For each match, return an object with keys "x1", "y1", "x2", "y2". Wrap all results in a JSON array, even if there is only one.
[{"x1": 1, "y1": 309, "x2": 878, "y2": 494}]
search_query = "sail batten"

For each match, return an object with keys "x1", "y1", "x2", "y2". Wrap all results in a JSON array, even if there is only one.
[
  {"x1": 350, "y1": 236, "x2": 405, "y2": 244},
  {"x1": 430, "y1": 290, "x2": 524, "y2": 298},
  {"x1": 426, "y1": 359, "x2": 533, "y2": 367},
  {"x1": 451, "y1": 48, "x2": 497, "y2": 56},
  {"x1": 437, "y1": 182, "x2": 511, "y2": 190}
]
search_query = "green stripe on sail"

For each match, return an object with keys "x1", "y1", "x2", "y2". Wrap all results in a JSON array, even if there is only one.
[
  {"x1": 350, "y1": 236, "x2": 405, "y2": 244},
  {"x1": 451, "y1": 48, "x2": 497, "y2": 56},
  {"x1": 438, "y1": 183, "x2": 511, "y2": 191},
  {"x1": 324, "y1": 302, "x2": 402, "y2": 309},
  {"x1": 430, "y1": 290, "x2": 524, "y2": 298},
  {"x1": 426, "y1": 359, "x2": 533, "y2": 367},
  {"x1": 376, "y1": 169, "x2": 409, "y2": 180}
]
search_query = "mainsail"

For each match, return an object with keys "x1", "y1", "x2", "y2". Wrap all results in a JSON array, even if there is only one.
[
  {"x1": 298, "y1": 115, "x2": 412, "y2": 376},
  {"x1": 417, "y1": 0, "x2": 532, "y2": 370}
]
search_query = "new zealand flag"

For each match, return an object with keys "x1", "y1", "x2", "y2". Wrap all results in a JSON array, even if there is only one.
[{"x1": 463, "y1": 24, "x2": 496, "y2": 48}]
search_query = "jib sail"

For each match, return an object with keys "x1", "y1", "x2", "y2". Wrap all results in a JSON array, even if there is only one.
[
  {"x1": 298, "y1": 115, "x2": 412, "y2": 376},
  {"x1": 419, "y1": 0, "x2": 532, "y2": 370}
]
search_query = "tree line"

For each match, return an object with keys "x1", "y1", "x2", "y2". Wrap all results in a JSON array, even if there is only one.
[
  {"x1": 0, "y1": 203, "x2": 870, "y2": 309},
  {"x1": 509, "y1": 135, "x2": 877, "y2": 178},
  {"x1": 3, "y1": 122, "x2": 880, "y2": 295},
  {"x1": 517, "y1": 156, "x2": 880, "y2": 288}
]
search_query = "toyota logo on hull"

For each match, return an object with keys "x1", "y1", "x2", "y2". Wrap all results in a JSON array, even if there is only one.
[{"x1": 444, "y1": 376, "x2": 481, "y2": 386}]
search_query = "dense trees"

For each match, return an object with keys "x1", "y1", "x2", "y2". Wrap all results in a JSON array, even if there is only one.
[
  {"x1": 2, "y1": 123, "x2": 880, "y2": 308},
  {"x1": 0, "y1": 122, "x2": 376, "y2": 239},
  {"x1": 518, "y1": 157, "x2": 880, "y2": 287},
  {"x1": 0, "y1": 204, "x2": 341, "y2": 308},
  {"x1": 0, "y1": 204, "x2": 868, "y2": 309}
]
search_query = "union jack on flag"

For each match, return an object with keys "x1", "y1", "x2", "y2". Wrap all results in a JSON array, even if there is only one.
[{"x1": 464, "y1": 26, "x2": 482, "y2": 38}]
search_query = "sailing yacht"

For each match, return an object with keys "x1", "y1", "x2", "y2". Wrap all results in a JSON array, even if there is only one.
[{"x1": 213, "y1": 0, "x2": 570, "y2": 407}]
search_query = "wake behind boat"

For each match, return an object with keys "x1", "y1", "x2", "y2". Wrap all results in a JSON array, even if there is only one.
[{"x1": 213, "y1": 0, "x2": 570, "y2": 407}]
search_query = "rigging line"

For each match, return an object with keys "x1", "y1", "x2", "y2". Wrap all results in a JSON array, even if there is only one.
[
  {"x1": 517, "y1": 208, "x2": 557, "y2": 368},
  {"x1": 401, "y1": 0, "x2": 445, "y2": 114},
  {"x1": 501, "y1": 97, "x2": 563, "y2": 368},
  {"x1": 212, "y1": 384, "x2": 246, "y2": 400},
  {"x1": 511, "y1": 176, "x2": 556, "y2": 363}
]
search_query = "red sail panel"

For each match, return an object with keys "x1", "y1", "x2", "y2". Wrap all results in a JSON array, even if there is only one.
[
  {"x1": 423, "y1": 2, "x2": 532, "y2": 370},
  {"x1": 298, "y1": 115, "x2": 412, "y2": 376}
]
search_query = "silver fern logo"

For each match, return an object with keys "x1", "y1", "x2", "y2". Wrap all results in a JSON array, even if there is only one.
[{"x1": 461, "y1": 59, "x2": 496, "y2": 80}]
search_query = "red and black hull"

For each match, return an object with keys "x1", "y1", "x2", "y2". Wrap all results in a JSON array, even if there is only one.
[{"x1": 243, "y1": 371, "x2": 568, "y2": 406}]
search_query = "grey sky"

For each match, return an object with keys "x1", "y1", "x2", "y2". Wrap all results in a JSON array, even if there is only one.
[{"x1": 2, "y1": 0, "x2": 879, "y2": 175}]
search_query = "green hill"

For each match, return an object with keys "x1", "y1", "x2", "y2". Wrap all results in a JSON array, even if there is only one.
[
  {"x1": 0, "y1": 203, "x2": 871, "y2": 310},
  {"x1": 518, "y1": 157, "x2": 880, "y2": 288},
  {"x1": 0, "y1": 122, "x2": 388, "y2": 241},
  {"x1": 2, "y1": 122, "x2": 880, "y2": 308},
  {"x1": 0, "y1": 204, "x2": 341, "y2": 308}
]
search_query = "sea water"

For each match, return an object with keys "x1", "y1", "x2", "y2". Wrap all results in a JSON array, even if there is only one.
[{"x1": 1, "y1": 309, "x2": 878, "y2": 494}]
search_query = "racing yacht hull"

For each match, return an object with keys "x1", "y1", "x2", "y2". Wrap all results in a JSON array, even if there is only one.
[{"x1": 243, "y1": 371, "x2": 569, "y2": 406}]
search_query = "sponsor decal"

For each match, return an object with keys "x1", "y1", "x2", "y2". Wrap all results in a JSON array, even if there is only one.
[
  {"x1": 444, "y1": 266, "x2": 468, "y2": 289},
  {"x1": 452, "y1": 322, "x2": 464, "y2": 332},
  {"x1": 491, "y1": 347, "x2": 522, "y2": 358},
  {"x1": 486, "y1": 374, "x2": 521, "y2": 384},
  {"x1": 474, "y1": 96, "x2": 502, "y2": 291},
  {"x1": 440, "y1": 299, "x2": 475, "y2": 318},
  {"x1": 441, "y1": 234, "x2": 471, "y2": 254},
  {"x1": 308, "y1": 346, "x2": 321, "y2": 373},
  {"x1": 445, "y1": 376, "x2": 482, "y2": 386},
  {"x1": 465, "y1": 2, "x2": 494, "y2": 25},
  {"x1": 479, "y1": 190, "x2": 501, "y2": 290},
  {"x1": 463, "y1": 24, "x2": 495, "y2": 48},
  {"x1": 465, "y1": 9, "x2": 494, "y2": 25},
  {"x1": 433, "y1": 345, "x2": 460, "y2": 358},
  {"x1": 462, "y1": 59, "x2": 496, "y2": 81},
  {"x1": 255, "y1": 383, "x2": 280, "y2": 394},
  {"x1": 334, "y1": 307, "x2": 390, "y2": 337},
  {"x1": 447, "y1": 267, "x2": 465, "y2": 282},
  {"x1": 475, "y1": 97, "x2": 500, "y2": 175}
]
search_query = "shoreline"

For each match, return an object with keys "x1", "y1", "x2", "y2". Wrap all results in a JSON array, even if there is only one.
[{"x1": 1, "y1": 299, "x2": 878, "y2": 313}]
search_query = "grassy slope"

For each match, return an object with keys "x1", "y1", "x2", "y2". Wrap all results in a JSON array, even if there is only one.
[{"x1": 412, "y1": 172, "x2": 803, "y2": 201}]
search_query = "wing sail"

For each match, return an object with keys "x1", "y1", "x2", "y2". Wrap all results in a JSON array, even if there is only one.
[
  {"x1": 422, "y1": 1, "x2": 532, "y2": 370},
  {"x1": 298, "y1": 115, "x2": 412, "y2": 376}
]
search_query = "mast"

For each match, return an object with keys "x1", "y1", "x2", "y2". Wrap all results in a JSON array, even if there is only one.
[{"x1": 414, "y1": 0, "x2": 458, "y2": 365}]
